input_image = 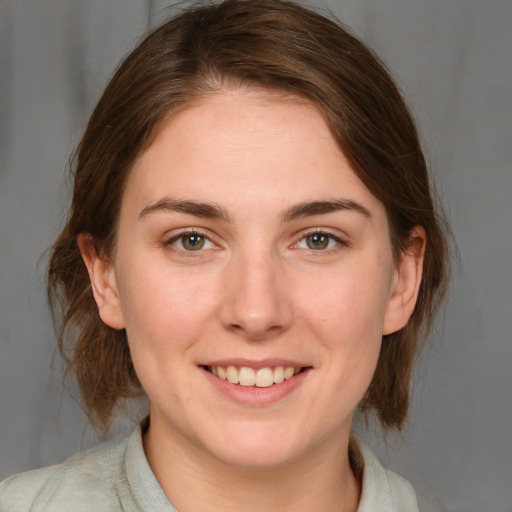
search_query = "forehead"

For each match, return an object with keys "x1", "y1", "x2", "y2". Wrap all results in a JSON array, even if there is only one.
[
  {"x1": 154, "y1": 88, "x2": 338, "y2": 161},
  {"x1": 124, "y1": 88, "x2": 386, "y2": 223}
]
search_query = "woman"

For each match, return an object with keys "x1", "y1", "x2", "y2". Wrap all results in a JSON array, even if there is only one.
[{"x1": 0, "y1": 0, "x2": 450, "y2": 510}]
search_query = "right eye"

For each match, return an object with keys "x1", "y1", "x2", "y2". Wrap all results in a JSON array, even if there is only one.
[{"x1": 167, "y1": 231, "x2": 215, "y2": 252}]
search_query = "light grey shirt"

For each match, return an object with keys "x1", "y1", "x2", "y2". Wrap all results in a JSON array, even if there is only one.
[{"x1": 0, "y1": 425, "x2": 418, "y2": 511}]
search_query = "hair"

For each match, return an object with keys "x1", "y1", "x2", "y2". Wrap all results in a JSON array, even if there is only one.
[{"x1": 48, "y1": 0, "x2": 450, "y2": 433}]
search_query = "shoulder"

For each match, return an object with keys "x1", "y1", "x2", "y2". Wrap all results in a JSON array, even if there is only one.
[
  {"x1": 0, "y1": 436, "x2": 129, "y2": 512},
  {"x1": 352, "y1": 434, "x2": 419, "y2": 512}
]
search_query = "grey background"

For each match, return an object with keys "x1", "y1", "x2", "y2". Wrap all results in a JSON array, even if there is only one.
[{"x1": 0, "y1": 1, "x2": 511, "y2": 511}]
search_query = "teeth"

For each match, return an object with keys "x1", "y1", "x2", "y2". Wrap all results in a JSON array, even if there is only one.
[
  {"x1": 226, "y1": 365, "x2": 239, "y2": 384},
  {"x1": 239, "y1": 367, "x2": 256, "y2": 386},
  {"x1": 284, "y1": 367, "x2": 295, "y2": 379},
  {"x1": 208, "y1": 365, "x2": 303, "y2": 387},
  {"x1": 273, "y1": 366, "x2": 284, "y2": 384},
  {"x1": 255, "y1": 367, "x2": 274, "y2": 387}
]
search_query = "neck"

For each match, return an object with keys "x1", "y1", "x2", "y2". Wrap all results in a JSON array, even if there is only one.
[{"x1": 143, "y1": 420, "x2": 361, "y2": 512}]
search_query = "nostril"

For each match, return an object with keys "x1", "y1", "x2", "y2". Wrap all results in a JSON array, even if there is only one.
[{"x1": 227, "y1": 322, "x2": 284, "y2": 341}]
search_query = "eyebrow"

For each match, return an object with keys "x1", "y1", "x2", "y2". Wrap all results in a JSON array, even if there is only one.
[
  {"x1": 139, "y1": 199, "x2": 230, "y2": 222},
  {"x1": 139, "y1": 197, "x2": 371, "y2": 223},
  {"x1": 282, "y1": 199, "x2": 371, "y2": 222}
]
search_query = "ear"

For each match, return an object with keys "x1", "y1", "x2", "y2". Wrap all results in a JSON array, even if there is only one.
[
  {"x1": 383, "y1": 226, "x2": 426, "y2": 335},
  {"x1": 77, "y1": 233, "x2": 125, "y2": 330}
]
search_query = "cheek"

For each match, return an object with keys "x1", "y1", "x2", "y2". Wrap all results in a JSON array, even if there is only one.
[
  {"x1": 298, "y1": 262, "x2": 391, "y2": 383},
  {"x1": 302, "y1": 267, "x2": 391, "y2": 337},
  {"x1": 116, "y1": 265, "x2": 219, "y2": 352},
  {"x1": 116, "y1": 268, "x2": 218, "y2": 405}
]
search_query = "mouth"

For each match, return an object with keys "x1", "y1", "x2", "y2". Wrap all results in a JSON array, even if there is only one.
[{"x1": 202, "y1": 365, "x2": 308, "y2": 388}]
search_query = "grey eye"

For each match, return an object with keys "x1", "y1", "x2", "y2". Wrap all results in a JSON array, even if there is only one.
[
  {"x1": 305, "y1": 233, "x2": 330, "y2": 250},
  {"x1": 181, "y1": 233, "x2": 206, "y2": 250},
  {"x1": 294, "y1": 231, "x2": 345, "y2": 251}
]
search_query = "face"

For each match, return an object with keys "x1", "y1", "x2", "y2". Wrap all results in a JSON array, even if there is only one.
[{"x1": 83, "y1": 89, "x2": 422, "y2": 469}]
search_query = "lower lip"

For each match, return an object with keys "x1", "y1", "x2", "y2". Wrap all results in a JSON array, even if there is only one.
[{"x1": 201, "y1": 367, "x2": 311, "y2": 406}]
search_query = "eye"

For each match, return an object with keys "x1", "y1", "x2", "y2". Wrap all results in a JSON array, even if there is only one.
[
  {"x1": 167, "y1": 231, "x2": 215, "y2": 251},
  {"x1": 295, "y1": 231, "x2": 345, "y2": 251}
]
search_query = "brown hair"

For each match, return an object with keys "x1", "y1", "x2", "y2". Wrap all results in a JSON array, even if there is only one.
[{"x1": 48, "y1": 0, "x2": 450, "y2": 433}]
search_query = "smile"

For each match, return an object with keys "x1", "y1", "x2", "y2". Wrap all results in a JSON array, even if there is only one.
[{"x1": 204, "y1": 365, "x2": 305, "y2": 388}]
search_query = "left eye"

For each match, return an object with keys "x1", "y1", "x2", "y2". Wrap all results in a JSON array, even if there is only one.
[
  {"x1": 295, "y1": 232, "x2": 342, "y2": 251},
  {"x1": 168, "y1": 232, "x2": 215, "y2": 251}
]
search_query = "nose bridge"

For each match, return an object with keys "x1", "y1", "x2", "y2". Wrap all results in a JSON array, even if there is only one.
[{"x1": 218, "y1": 244, "x2": 292, "y2": 339}]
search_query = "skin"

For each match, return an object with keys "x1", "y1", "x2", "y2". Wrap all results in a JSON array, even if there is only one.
[{"x1": 79, "y1": 88, "x2": 425, "y2": 512}]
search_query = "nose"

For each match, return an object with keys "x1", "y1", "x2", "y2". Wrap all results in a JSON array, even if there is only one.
[{"x1": 217, "y1": 250, "x2": 293, "y2": 340}]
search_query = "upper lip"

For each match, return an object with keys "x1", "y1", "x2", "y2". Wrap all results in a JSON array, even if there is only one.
[{"x1": 199, "y1": 358, "x2": 309, "y2": 369}]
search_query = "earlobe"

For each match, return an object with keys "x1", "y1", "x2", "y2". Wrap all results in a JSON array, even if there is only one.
[
  {"x1": 77, "y1": 234, "x2": 125, "y2": 330},
  {"x1": 383, "y1": 226, "x2": 426, "y2": 335}
]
